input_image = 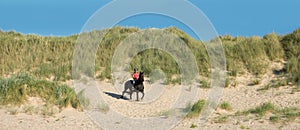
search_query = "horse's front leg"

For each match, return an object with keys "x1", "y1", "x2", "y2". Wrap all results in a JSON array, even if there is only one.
[
  {"x1": 136, "y1": 91, "x2": 139, "y2": 101},
  {"x1": 141, "y1": 92, "x2": 144, "y2": 100},
  {"x1": 129, "y1": 90, "x2": 133, "y2": 100}
]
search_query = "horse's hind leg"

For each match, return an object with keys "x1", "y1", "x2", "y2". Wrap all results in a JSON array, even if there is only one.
[
  {"x1": 129, "y1": 91, "x2": 133, "y2": 100},
  {"x1": 120, "y1": 87, "x2": 128, "y2": 99}
]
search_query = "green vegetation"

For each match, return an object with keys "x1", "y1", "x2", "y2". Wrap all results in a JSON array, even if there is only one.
[
  {"x1": 199, "y1": 80, "x2": 210, "y2": 88},
  {"x1": 225, "y1": 78, "x2": 231, "y2": 87},
  {"x1": 257, "y1": 78, "x2": 288, "y2": 91},
  {"x1": 0, "y1": 32, "x2": 76, "y2": 81},
  {"x1": 213, "y1": 115, "x2": 229, "y2": 123},
  {"x1": 0, "y1": 74, "x2": 81, "y2": 109},
  {"x1": 186, "y1": 99, "x2": 206, "y2": 118},
  {"x1": 1, "y1": 27, "x2": 300, "y2": 111},
  {"x1": 251, "y1": 78, "x2": 261, "y2": 85},
  {"x1": 236, "y1": 102, "x2": 300, "y2": 122},
  {"x1": 240, "y1": 125, "x2": 250, "y2": 129},
  {"x1": 219, "y1": 102, "x2": 232, "y2": 110},
  {"x1": 286, "y1": 56, "x2": 300, "y2": 84},
  {"x1": 246, "y1": 102, "x2": 277, "y2": 116},
  {"x1": 269, "y1": 115, "x2": 280, "y2": 122},
  {"x1": 190, "y1": 124, "x2": 197, "y2": 128},
  {"x1": 77, "y1": 90, "x2": 90, "y2": 108},
  {"x1": 1, "y1": 27, "x2": 300, "y2": 84},
  {"x1": 281, "y1": 29, "x2": 300, "y2": 85}
]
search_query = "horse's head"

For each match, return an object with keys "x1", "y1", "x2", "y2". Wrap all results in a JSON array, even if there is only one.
[{"x1": 139, "y1": 71, "x2": 144, "y2": 82}]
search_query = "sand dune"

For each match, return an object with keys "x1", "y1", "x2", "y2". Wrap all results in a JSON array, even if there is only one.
[{"x1": 1, "y1": 68, "x2": 300, "y2": 130}]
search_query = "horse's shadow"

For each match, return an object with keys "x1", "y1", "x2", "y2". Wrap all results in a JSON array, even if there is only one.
[{"x1": 104, "y1": 91, "x2": 129, "y2": 100}]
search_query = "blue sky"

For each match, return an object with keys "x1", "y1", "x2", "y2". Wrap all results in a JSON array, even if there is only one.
[{"x1": 0, "y1": 0, "x2": 299, "y2": 38}]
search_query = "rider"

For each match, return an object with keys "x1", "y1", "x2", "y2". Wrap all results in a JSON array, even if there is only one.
[{"x1": 132, "y1": 68, "x2": 139, "y2": 85}]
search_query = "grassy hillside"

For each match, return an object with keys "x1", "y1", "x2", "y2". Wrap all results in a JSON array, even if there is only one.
[
  {"x1": 1, "y1": 27, "x2": 299, "y2": 82},
  {"x1": 1, "y1": 27, "x2": 300, "y2": 108}
]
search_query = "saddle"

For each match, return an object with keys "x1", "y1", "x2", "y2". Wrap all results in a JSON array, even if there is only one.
[
  {"x1": 131, "y1": 80, "x2": 143, "y2": 91},
  {"x1": 131, "y1": 80, "x2": 136, "y2": 85}
]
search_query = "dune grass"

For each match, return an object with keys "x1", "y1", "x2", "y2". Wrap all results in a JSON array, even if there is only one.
[
  {"x1": 246, "y1": 102, "x2": 277, "y2": 116},
  {"x1": 281, "y1": 29, "x2": 300, "y2": 85},
  {"x1": 186, "y1": 99, "x2": 206, "y2": 118},
  {"x1": 0, "y1": 74, "x2": 81, "y2": 109},
  {"x1": 236, "y1": 102, "x2": 300, "y2": 122},
  {"x1": 219, "y1": 102, "x2": 232, "y2": 111},
  {"x1": 2, "y1": 27, "x2": 300, "y2": 85},
  {"x1": 257, "y1": 78, "x2": 288, "y2": 91},
  {"x1": 213, "y1": 115, "x2": 229, "y2": 123}
]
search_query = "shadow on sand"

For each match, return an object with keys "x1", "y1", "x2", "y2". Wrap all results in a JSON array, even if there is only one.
[{"x1": 104, "y1": 91, "x2": 129, "y2": 100}]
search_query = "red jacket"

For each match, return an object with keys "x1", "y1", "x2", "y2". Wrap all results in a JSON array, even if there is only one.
[{"x1": 132, "y1": 72, "x2": 139, "y2": 80}]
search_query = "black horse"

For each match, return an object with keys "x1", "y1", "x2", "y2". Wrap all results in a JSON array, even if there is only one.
[{"x1": 120, "y1": 72, "x2": 145, "y2": 101}]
